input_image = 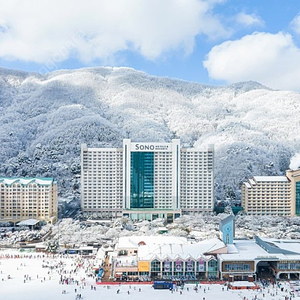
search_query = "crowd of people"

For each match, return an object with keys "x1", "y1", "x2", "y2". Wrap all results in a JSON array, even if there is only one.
[{"x1": 0, "y1": 250, "x2": 298, "y2": 300}]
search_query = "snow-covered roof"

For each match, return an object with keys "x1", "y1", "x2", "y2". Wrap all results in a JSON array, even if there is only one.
[
  {"x1": 78, "y1": 246, "x2": 94, "y2": 250},
  {"x1": 0, "y1": 177, "x2": 55, "y2": 186},
  {"x1": 218, "y1": 237, "x2": 300, "y2": 262},
  {"x1": 249, "y1": 179, "x2": 255, "y2": 185},
  {"x1": 218, "y1": 239, "x2": 269, "y2": 261},
  {"x1": 156, "y1": 227, "x2": 168, "y2": 232},
  {"x1": 220, "y1": 215, "x2": 234, "y2": 227},
  {"x1": 17, "y1": 219, "x2": 40, "y2": 226},
  {"x1": 226, "y1": 244, "x2": 239, "y2": 254},
  {"x1": 196, "y1": 238, "x2": 226, "y2": 254},
  {"x1": 137, "y1": 238, "x2": 225, "y2": 261},
  {"x1": 116, "y1": 236, "x2": 187, "y2": 249},
  {"x1": 256, "y1": 236, "x2": 300, "y2": 255},
  {"x1": 244, "y1": 182, "x2": 251, "y2": 188},
  {"x1": 231, "y1": 281, "x2": 256, "y2": 287},
  {"x1": 253, "y1": 176, "x2": 288, "y2": 182}
]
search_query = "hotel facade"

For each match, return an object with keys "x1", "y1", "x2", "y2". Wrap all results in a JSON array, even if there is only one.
[
  {"x1": 242, "y1": 169, "x2": 300, "y2": 216},
  {"x1": 0, "y1": 177, "x2": 58, "y2": 224},
  {"x1": 81, "y1": 139, "x2": 214, "y2": 220}
]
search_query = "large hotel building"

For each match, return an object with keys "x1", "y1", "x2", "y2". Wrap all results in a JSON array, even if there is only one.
[
  {"x1": 0, "y1": 177, "x2": 58, "y2": 224},
  {"x1": 81, "y1": 139, "x2": 214, "y2": 221},
  {"x1": 242, "y1": 169, "x2": 300, "y2": 216}
]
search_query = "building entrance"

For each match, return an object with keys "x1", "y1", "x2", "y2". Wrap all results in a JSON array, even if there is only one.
[{"x1": 256, "y1": 261, "x2": 275, "y2": 280}]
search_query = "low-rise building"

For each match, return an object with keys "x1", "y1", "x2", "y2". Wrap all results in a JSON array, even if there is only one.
[
  {"x1": 110, "y1": 236, "x2": 226, "y2": 281},
  {"x1": 103, "y1": 216, "x2": 300, "y2": 282},
  {"x1": 218, "y1": 236, "x2": 300, "y2": 281}
]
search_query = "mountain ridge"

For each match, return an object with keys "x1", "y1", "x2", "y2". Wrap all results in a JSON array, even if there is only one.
[{"x1": 0, "y1": 66, "x2": 299, "y2": 203}]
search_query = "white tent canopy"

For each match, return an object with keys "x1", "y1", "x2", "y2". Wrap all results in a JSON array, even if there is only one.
[{"x1": 17, "y1": 219, "x2": 40, "y2": 226}]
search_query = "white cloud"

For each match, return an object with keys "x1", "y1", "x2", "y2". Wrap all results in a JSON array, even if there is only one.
[
  {"x1": 235, "y1": 12, "x2": 264, "y2": 27},
  {"x1": 203, "y1": 32, "x2": 300, "y2": 91},
  {"x1": 290, "y1": 14, "x2": 300, "y2": 34},
  {"x1": 0, "y1": 0, "x2": 228, "y2": 66}
]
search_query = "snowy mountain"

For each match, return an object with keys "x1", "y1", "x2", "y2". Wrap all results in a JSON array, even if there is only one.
[{"x1": 0, "y1": 66, "x2": 299, "y2": 203}]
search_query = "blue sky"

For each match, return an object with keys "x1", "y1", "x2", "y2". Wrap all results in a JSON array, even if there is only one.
[{"x1": 1, "y1": 0, "x2": 300, "y2": 91}]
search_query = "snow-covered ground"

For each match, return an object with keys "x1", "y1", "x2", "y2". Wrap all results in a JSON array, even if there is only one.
[{"x1": 0, "y1": 249, "x2": 298, "y2": 300}]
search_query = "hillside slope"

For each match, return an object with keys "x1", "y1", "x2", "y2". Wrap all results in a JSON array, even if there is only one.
[{"x1": 0, "y1": 66, "x2": 299, "y2": 202}]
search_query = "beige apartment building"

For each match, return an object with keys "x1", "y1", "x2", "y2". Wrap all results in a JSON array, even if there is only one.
[
  {"x1": 0, "y1": 177, "x2": 58, "y2": 224},
  {"x1": 242, "y1": 169, "x2": 300, "y2": 216}
]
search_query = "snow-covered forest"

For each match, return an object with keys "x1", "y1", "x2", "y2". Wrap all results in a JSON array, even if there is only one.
[
  {"x1": 0, "y1": 66, "x2": 300, "y2": 203},
  {"x1": 1, "y1": 213, "x2": 300, "y2": 248}
]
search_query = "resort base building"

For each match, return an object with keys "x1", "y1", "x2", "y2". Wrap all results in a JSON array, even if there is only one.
[
  {"x1": 98, "y1": 217, "x2": 300, "y2": 282},
  {"x1": 218, "y1": 236, "x2": 300, "y2": 281},
  {"x1": 109, "y1": 236, "x2": 223, "y2": 281}
]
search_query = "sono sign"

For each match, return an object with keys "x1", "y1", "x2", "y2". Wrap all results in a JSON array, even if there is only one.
[{"x1": 131, "y1": 143, "x2": 171, "y2": 152}]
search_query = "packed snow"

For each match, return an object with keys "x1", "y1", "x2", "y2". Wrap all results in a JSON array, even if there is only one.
[{"x1": 0, "y1": 249, "x2": 298, "y2": 300}]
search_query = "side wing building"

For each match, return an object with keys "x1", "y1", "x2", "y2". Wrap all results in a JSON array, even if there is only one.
[
  {"x1": 0, "y1": 177, "x2": 58, "y2": 224},
  {"x1": 242, "y1": 169, "x2": 300, "y2": 216}
]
